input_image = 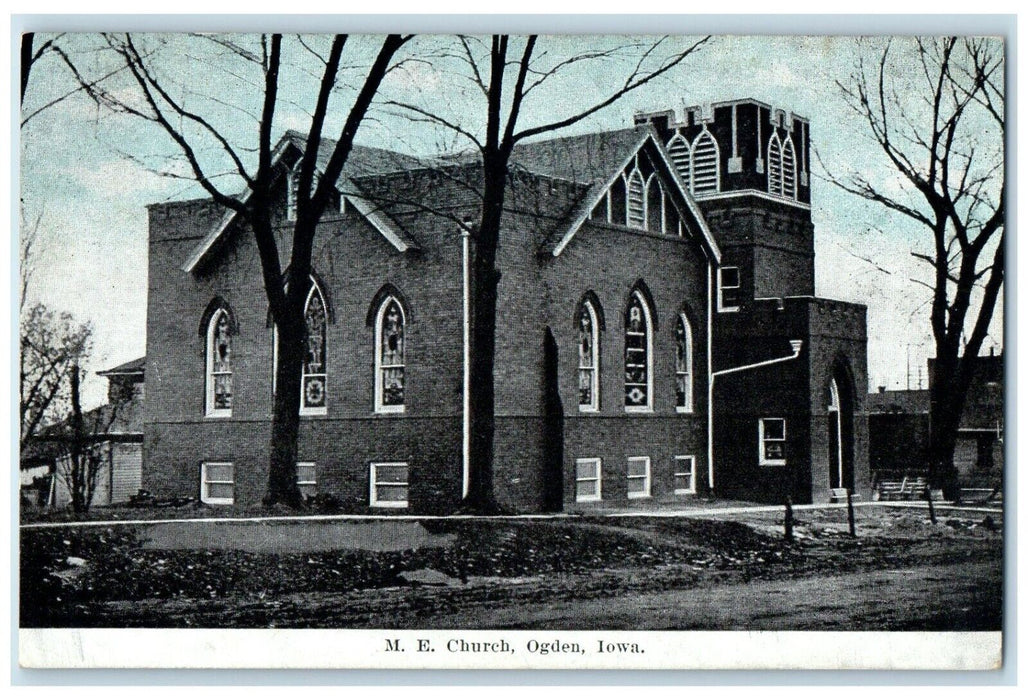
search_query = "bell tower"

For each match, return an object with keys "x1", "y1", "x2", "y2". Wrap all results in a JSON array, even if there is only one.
[{"x1": 636, "y1": 99, "x2": 815, "y2": 303}]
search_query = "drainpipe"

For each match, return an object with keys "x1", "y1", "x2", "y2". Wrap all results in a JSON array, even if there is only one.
[
  {"x1": 708, "y1": 339, "x2": 804, "y2": 494},
  {"x1": 706, "y1": 263, "x2": 714, "y2": 493},
  {"x1": 461, "y1": 226, "x2": 472, "y2": 498}
]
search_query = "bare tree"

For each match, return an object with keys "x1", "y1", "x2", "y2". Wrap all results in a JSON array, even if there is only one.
[
  {"x1": 389, "y1": 35, "x2": 709, "y2": 512},
  {"x1": 74, "y1": 33, "x2": 413, "y2": 507},
  {"x1": 48, "y1": 364, "x2": 130, "y2": 512},
  {"x1": 20, "y1": 303, "x2": 92, "y2": 447},
  {"x1": 832, "y1": 37, "x2": 1004, "y2": 498}
]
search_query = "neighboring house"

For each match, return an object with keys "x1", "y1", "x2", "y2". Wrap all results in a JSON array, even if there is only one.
[
  {"x1": 27, "y1": 357, "x2": 145, "y2": 508},
  {"x1": 142, "y1": 97, "x2": 870, "y2": 512},
  {"x1": 867, "y1": 351, "x2": 1004, "y2": 489}
]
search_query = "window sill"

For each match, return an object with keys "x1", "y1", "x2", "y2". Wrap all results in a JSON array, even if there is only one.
[
  {"x1": 300, "y1": 408, "x2": 328, "y2": 417},
  {"x1": 578, "y1": 406, "x2": 600, "y2": 414},
  {"x1": 675, "y1": 407, "x2": 695, "y2": 414},
  {"x1": 675, "y1": 489, "x2": 697, "y2": 496},
  {"x1": 624, "y1": 406, "x2": 654, "y2": 414},
  {"x1": 717, "y1": 307, "x2": 741, "y2": 314},
  {"x1": 204, "y1": 411, "x2": 232, "y2": 419},
  {"x1": 760, "y1": 461, "x2": 787, "y2": 467},
  {"x1": 369, "y1": 501, "x2": 409, "y2": 509},
  {"x1": 627, "y1": 493, "x2": 651, "y2": 500},
  {"x1": 575, "y1": 496, "x2": 602, "y2": 503},
  {"x1": 375, "y1": 406, "x2": 406, "y2": 415}
]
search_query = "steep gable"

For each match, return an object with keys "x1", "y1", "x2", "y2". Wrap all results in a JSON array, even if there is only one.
[{"x1": 513, "y1": 126, "x2": 720, "y2": 261}]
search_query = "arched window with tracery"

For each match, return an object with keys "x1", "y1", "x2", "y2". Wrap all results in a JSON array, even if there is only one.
[
  {"x1": 767, "y1": 133, "x2": 784, "y2": 197},
  {"x1": 375, "y1": 296, "x2": 406, "y2": 413},
  {"x1": 301, "y1": 281, "x2": 328, "y2": 414},
  {"x1": 666, "y1": 133, "x2": 691, "y2": 189},
  {"x1": 675, "y1": 313, "x2": 694, "y2": 413},
  {"x1": 206, "y1": 308, "x2": 233, "y2": 417},
  {"x1": 624, "y1": 290, "x2": 653, "y2": 411},
  {"x1": 578, "y1": 300, "x2": 600, "y2": 412},
  {"x1": 690, "y1": 129, "x2": 720, "y2": 195}
]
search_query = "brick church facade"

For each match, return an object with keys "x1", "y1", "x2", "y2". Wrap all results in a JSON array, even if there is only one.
[{"x1": 141, "y1": 98, "x2": 870, "y2": 512}]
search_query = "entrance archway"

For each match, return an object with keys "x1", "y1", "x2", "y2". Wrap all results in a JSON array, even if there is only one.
[{"x1": 827, "y1": 365, "x2": 855, "y2": 491}]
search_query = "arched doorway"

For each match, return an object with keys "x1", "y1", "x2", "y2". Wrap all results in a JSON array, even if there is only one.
[{"x1": 827, "y1": 366, "x2": 855, "y2": 491}]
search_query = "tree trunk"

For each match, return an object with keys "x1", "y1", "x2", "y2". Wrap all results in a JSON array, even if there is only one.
[
  {"x1": 464, "y1": 158, "x2": 507, "y2": 514},
  {"x1": 541, "y1": 326, "x2": 565, "y2": 512},
  {"x1": 69, "y1": 365, "x2": 87, "y2": 513},
  {"x1": 264, "y1": 313, "x2": 305, "y2": 508},
  {"x1": 928, "y1": 355, "x2": 975, "y2": 501}
]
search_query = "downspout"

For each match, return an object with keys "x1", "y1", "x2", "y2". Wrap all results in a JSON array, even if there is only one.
[
  {"x1": 706, "y1": 263, "x2": 714, "y2": 493},
  {"x1": 461, "y1": 227, "x2": 471, "y2": 498}
]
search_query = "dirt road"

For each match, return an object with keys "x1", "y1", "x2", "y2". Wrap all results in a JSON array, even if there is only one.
[{"x1": 419, "y1": 559, "x2": 1003, "y2": 630}]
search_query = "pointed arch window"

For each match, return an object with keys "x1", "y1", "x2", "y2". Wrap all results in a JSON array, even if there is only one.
[
  {"x1": 666, "y1": 132, "x2": 691, "y2": 189},
  {"x1": 375, "y1": 296, "x2": 406, "y2": 413},
  {"x1": 690, "y1": 129, "x2": 720, "y2": 195},
  {"x1": 675, "y1": 313, "x2": 694, "y2": 413},
  {"x1": 287, "y1": 160, "x2": 301, "y2": 222},
  {"x1": 781, "y1": 135, "x2": 797, "y2": 199},
  {"x1": 624, "y1": 290, "x2": 653, "y2": 412},
  {"x1": 301, "y1": 282, "x2": 328, "y2": 414},
  {"x1": 205, "y1": 309, "x2": 233, "y2": 417},
  {"x1": 626, "y1": 168, "x2": 646, "y2": 228},
  {"x1": 767, "y1": 133, "x2": 784, "y2": 197},
  {"x1": 645, "y1": 175, "x2": 663, "y2": 232},
  {"x1": 578, "y1": 300, "x2": 600, "y2": 412}
]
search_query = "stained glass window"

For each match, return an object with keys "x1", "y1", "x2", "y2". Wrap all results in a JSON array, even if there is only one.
[
  {"x1": 624, "y1": 291, "x2": 651, "y2": 411},
  {"x1": 675, "y1": 314, "x2": 693, "y2": 412},
  {"x1": 206, "y1": 309, "x2": 233, "y2": 415},
  {"x1": 578, "y1": 301, "x2": 599, "y2": 411},
  {"x1": 376, "y1": 297, "x2": 406, "y2": 412},
  {"x1": 302, "y1": 283, "x2": 327, "y2": 413}
]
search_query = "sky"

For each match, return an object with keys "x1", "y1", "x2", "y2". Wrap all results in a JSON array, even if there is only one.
[{"x1": 18, "y1": 32, "x2": 1005, "y2": 409}]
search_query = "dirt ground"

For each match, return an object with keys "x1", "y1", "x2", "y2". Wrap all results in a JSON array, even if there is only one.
[{"x1": 19, "y1": 504, "x2": 1003, "y2": 630}]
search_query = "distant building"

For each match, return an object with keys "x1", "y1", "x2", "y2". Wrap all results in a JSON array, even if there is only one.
[
  {"x1": 867, "y1": 352, "x2": 1003, "y2": 489},
  {"x1": 22, "y1": 357, "x2": 145, "y2": 508}
]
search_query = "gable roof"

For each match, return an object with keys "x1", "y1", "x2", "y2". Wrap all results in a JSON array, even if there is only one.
[
  {"x1": 512, "y1": 126, "x2": 720, "y2": 261},
  {"x1": 181, "y1": 133, "x2": 424, "y2": 273}
]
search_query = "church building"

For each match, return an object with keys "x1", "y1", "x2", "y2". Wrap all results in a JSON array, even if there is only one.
[{"x1": 141, "y1": 97, "x2": 870, "y2": 512}]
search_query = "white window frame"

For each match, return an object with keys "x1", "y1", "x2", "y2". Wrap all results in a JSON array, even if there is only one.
[
  {"x1": 297, "y1": 461, "x2": 317, "y2": 498},
  {"x1": 205, "y1": 309, "x2": 232, "y2": 418},
  {"x1": 759, "y1": 418, "x2": 787, "y2": 466},
  {"x1": 369, "y1": 462, "x2": 409, "y2": 508},
  {"x1": 717, "y1": 266, "x2": 741, "y2": 313},
  {"x1": 575, "y1": 457, "x2": 602, "y2": 503},
  {"x1": 374, "y1": 296, "x2": 407, "y2": 414},
  {"x1": 626, "y1": 456, "x2": 651, "y2": 499},
  {"x1": 624, "y1": 290, "x2": 654, "y2": 413},
  {"x1": 676, "y1": 313, "x2": 694, "y2": 413},
  {"x1": 578, "y1": 300, "x2": 600, "y2": 413},
  {"x1": 690, "y1": 128, "x2": 721, "y2": 195},
  {"x1": 200, "y1": 462, "x2": 234, "y2": 505},
  {"x1": 301, "y1": 282, "x2": 328, "y2": 416},
  {"x1": 674, "y1": 455, "x2": 697, "y2": 495},
  {"x1": 286, "y1": 160, "x2": 300, "y2": 222}
]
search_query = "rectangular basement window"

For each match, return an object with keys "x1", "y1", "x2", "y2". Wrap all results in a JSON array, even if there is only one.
[
  {"x1": 627, "y1": 456, "x2": 651, "y2": 499},
  {"x1": 297, "y1": 462, "x2": 317, "y2": 499},
  {"x1": 575, "y1": 458, "x2": 602, "y2": 502},
  {"x1": 200, "y1": 462, "x2": 234, "y2": 505},
  {"x1": 674, "y1": 455, "x2": 696, "y2": 495},
  {"x1": 370, "y1": 462, "x2": 409, "y2": 508}
]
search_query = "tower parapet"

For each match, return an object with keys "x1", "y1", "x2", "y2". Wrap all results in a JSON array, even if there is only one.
[{"x1": 636, "y1": 99, "x2": 811, "y2": 209}]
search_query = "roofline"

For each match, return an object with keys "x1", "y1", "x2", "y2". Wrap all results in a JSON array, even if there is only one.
[
  {"x1": 96, "y1": 369, "x2": 144, "y2": 377},
  {"x1": 550, "y1": 130, "x2": 721, "y2": 263}
]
